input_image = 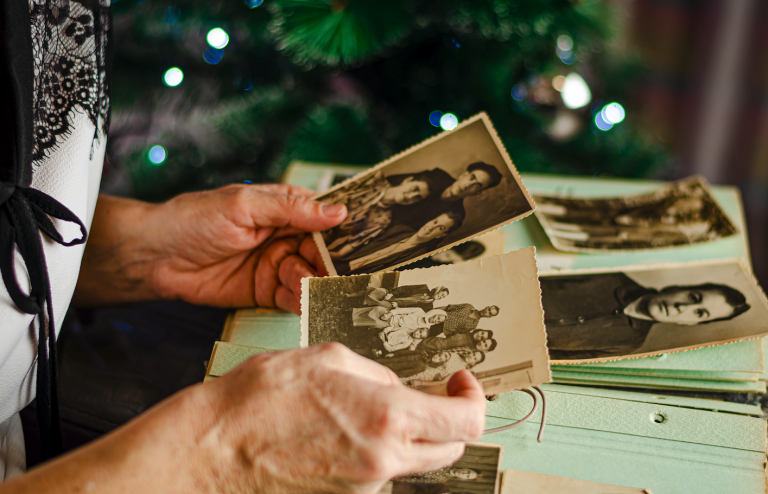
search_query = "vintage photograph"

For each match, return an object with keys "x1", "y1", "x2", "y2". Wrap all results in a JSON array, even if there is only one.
[
  {"x1": 500, "y1": 470, "x2": 649, "y2": 494},
  {"x1": 400, "y1": 230, "x2": 505, "y2": 271},
  {"x1": 534, "y1": 176, "x2": 737, "y2": 252},
  {"x1": 380, "y1": 443, "x2": 502, "y2": 494},
  {"x1": 311, "y1": 112, "x2": 534, "y2": 276},
  {"x1": 541, "y1": 259, "x2": 768, "y2": 363},
  {"x1": 301, "y1": 249, "x2": 550, "y2": 395}
]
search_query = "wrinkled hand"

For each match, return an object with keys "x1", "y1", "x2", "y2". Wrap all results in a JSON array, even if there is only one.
[
  {"x1": 144, "y1": 184, "x2": 345, "y2": 313},
  {"x1": 198, "y1": 344, "x2": 486, "y2": 493}
]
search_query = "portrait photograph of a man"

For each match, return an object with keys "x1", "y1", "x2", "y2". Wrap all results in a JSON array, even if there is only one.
[
  {"x1": 534, "y1": 176, "x2": 737, "y2": 252},
  {"x1": 541, "y1": 260, "x2": 768, "y2": 362},
  {"x1": 312, "y1": 112, "x2": 534, "y2": 276}
]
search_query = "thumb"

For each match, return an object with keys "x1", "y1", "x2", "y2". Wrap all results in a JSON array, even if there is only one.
[{"x1": 252, "y1": 192, "x2": 347, "y2": 232}]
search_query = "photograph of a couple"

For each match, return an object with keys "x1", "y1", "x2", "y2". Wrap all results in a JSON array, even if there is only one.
[
  {"x1": 312, "y1": 113, "x2": 534, "y2": 276},
  {"x1": 302, "y1": 249, "x2": 550, "y2": 395},
  {"x1": 541, "y1": 259, "x2": 768, "y2": 362},
  {"x1": 379, "y1": 443, "x2": 502, "y2": 494},
  {"x1": 534, "y1": 176, "x2": 737, "y2": 252}
]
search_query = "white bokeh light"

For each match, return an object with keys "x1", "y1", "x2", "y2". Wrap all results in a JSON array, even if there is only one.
[
  {"x1": 207, "y1": 28, "x2": 229, "y2": 49},
  {"x1": 602, "y1": 102, "x2": 626, "y2": 124},
  {"x1": 439, "y1": 113, "x2": 458, "y2": 131},
  {"x1": 163, "y1": 67, "x2": 184, "y2": 87},
  {"x1": 561, "y1": 73, "x2": 591, "y2": 109}
]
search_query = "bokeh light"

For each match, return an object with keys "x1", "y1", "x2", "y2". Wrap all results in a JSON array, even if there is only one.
[
  {"x1": 561, "y1": 73, "x2": 591, "y2": 109},
  {"x1": 163, "y1": 67, "x2": 184, "y2": 87},
  {"x1": 244, "y1": 0, "x2": 263, "y2": 8},
  {"x1": 594, "y1": 112, "x2": 613, "y2": 131},
  {"x1": 601, "y1": 102, "x2": 626, "y2": 124},
  {"x1": 557, "y1": 35, "x2": 574, "y2": 51},
  {"x1": 207, "y1": 28, "x2": 229, "y2": 49},
  {"x1": 429, "y1": 111, "x2": 443, "y2": 127},
  {"x1": 439, "y1": 113, "x2": 458, "y2": 131},
  {"x1": 148, "y1": 145, "x2": 167, "y2": 165},
  {"x1": 552, "y1": 75, "x2": 566, "y2": 92},
  {"x1": 511, "y1": 84, "x2": 527, "y2": 101},
  {"x1": 203, "y1": 47, "x2": 224, "y2": 64}
]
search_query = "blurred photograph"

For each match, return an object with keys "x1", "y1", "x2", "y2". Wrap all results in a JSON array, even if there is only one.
[
  {"x1": 534, "y1": 176, "x2": 737, "y2": 252},
  {"x1": 501, "y1": 469, "x2": 649, "y2": 494},
  {"x1": 541, "y1": 260, "x2": 768, "y2": 362},
  {"x1": 301, "y1": 249, "x2": 550, "y2": 395},
  {"x1": 380, "y1": 443, "x2": 502, "y2": 494},
  {"x1": 312, "y1": 113, "x2": 534, "y2": 276}
]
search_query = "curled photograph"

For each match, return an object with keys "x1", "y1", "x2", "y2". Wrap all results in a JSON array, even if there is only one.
[
  {"x1": 541, "y1": 259, "x2": 768, "y2": 362},
  {"x1": 534, "y1": 176, "x2": 737, "y2": 252},
  {"x1": 301, "y1": 249, "x2": 550, "y2": 395},
  {"x1": 311, "y1": 113, "x2": 534, "y2": 276}
]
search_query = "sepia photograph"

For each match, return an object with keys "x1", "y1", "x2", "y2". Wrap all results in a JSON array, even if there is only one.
[
  {"x1": 380, "y1": 443, "x2": 502, "y2": 494},
  {"x1": 534, "y1": 176, "x2": 737, "y2": 252},
  {"x1": 311, "y1": 112, "x2": 534, "y2": 276},
  {"x1": 398, "y1": 230, "x2": 505, "y2": 271},
  {"x1": 541, "y1": 259, "x2": 768, "y2": 363},
  {"x1": 301, "y1": 248, "x2": 550, "y2": 395}
]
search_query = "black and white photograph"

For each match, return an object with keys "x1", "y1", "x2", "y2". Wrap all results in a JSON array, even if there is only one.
[
  {"x1": 380, "y1": 443, "x2": 502, "y2": 494},
  {"x1": 534, "y1": 176, "x2": 737, "y2": 252},
  {"x1": 541, "y1": 259, "x2": 768, "y2": 362},
  {"x1": 301, "y1": 249, "x2": 550, "y2": 395},
  {"x1": 311, "y1": 112, "x2": 534, "y2": 276},
  {"x1": 398, "y1": 230, "x2": 505, "y2": 271}
]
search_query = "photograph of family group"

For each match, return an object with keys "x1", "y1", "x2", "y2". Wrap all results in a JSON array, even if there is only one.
[
  {"x1": 379, "y1": 443, "x2": 502, "y2": 494},
  {"x1": 534, "y1": 176, "x2": 737, "y2": 252},
  {"x1": 541, "y1": 259, "x2": 768, "y2": 362},
  {"x1": 312, "y1": 112, "x2": 534, "y2": 276},
  {"x1": 301, "y1": 249, "x2": 550, "y2": 395}
]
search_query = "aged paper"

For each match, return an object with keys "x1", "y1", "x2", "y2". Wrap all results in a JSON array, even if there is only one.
[
  {"x1": 501, "y1": 469, "x2": 651, "y2": 494},
  {"x1": 540, "y1": 259, "x2": 768, "y2": 363},
  {"x1": 534, "y1": 176, "x2": 737, "y2": 253},
  {"x1": 311, "y1": 112, "x2": 534, "y2": 276},
  {"x1": 301, "y1": 248, "x2": 550, "y2": 395}
]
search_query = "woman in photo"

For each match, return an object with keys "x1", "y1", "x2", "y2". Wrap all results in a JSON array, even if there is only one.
[
  {"x1": 345, "y1": 211, "x2": 465, "y2": 275},
  {"x1": 404, "y1": 348, "x2": 486, "y2": 385},
  {"x1": 347, "y1": 285, "x2": 449, "y2": 311}
]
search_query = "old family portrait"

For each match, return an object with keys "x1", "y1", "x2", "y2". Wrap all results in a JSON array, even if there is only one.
[
  {"x1": 534, "y1": 176, "x2": 737, "y2": 252},
  {"x1": 312, "y1": 112, "x2": 534, "y2": 276},
  {"x1": 380, "y1": 444, "x2": 502, "y2": 494},
  {"x1": 542, "y1": 259, "x2": 768, "y2": 362},
  {"x1": 301, "y1": 249, "x2": 550, "y2": 395}
]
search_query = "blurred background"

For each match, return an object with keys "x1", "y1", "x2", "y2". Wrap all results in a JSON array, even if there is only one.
[{"x1": 104, "y1": 0, "x2": 768, "y2": 281}]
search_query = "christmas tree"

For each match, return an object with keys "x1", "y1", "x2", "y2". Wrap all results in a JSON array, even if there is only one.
[{"x1": 108, "y1": 0, "x2": 668, "y2": 201}]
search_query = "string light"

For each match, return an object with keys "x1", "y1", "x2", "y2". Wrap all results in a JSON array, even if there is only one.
[
  {"x1": 148, "y1": 145, "x2": 167, "y2": 165},
  {"x1": 439, "y1": 113, "x2": 458, "y2": 131},
  {"x1": 207, "y1": 28, "x2": 229, "y2": 49}
]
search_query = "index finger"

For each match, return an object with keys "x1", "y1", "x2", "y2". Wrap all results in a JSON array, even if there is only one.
[{"x1": 399, "y1": 370, "x2": 486, "y2": 443}]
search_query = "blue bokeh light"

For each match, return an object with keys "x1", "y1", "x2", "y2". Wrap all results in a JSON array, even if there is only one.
[
  {"x1": 203, "y1": 47, "x2": 224, "y2": 64},
  {"x1": 244, "y1": 0, "x2": 263, "y2": 8},
  {"x1": 148, "y1": 145, "x2": 167, "y2": 165},
  {"x1": 511, "y1": 84, "x2": 527, "y2": 101},
  {"x1": 429, "y1": 111, "x2": 443, "y2": 127},
  {"x1": 439, "y1": 113, "x2": 458, "y2": 131},
  {"x1": 594, "y1": 112, "x2": 614, "y2": 131}
]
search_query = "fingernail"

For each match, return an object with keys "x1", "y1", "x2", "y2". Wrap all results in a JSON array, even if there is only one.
[{"x1": 321, "y1": 203, "x2": 345, "y2": 217}]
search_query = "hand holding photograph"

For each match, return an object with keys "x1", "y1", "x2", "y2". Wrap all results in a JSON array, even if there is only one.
[
  {"x1": 301, "y1": 248, "x2": 550, "y2": 395},
  {"x1": 534, "y1": 176, "x2": 737, "y2": 252},
  {"x1": 541, "y1": 259, "x2": 768, "y2": 363},
  {"x1": 311, "y1": 112, "x2": 534, "y2": 276},
  {"x1": 379, "y1": 443, "x2": 502, "y2": 494}
]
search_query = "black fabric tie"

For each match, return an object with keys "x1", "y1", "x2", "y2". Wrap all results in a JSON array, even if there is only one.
[{"x1": 0, "y1": 184, "x2": 87, "y2": 459}]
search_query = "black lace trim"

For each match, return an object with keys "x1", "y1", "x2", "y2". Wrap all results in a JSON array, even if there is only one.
[{"x1": 29, "y1": 0, "x2": 110, "y2": 166}]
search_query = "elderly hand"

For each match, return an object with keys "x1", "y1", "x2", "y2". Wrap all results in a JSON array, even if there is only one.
[
  {"x1": 75, "y1": 184, "x2": 345, "y2": 313},
  {"x1": 1, "y1": 344, "x2": 486, "y2": 494}
]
